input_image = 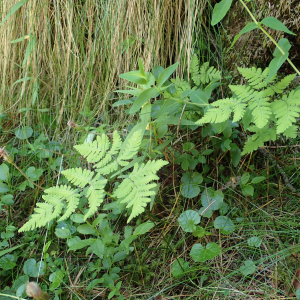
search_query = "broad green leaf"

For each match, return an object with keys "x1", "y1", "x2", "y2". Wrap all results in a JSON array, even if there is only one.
[
  {"x1": 183, "y1": 142, "x2": 195, "y2": 151},
  {"x1": 171, "y1": 258, "x2": 189, "y2": 278},
  {"x1": 202, "y1": 149, "x2": 213, "y2": 155},
  {"x1": 152, "y1": 66, "x2": 164, "y2": 80},
  {"x1": 201, "y1": 188, "x2": 224, "y2": 211},
  {"x1": 181, "y1": 172, "x2": 203, "y2": 198},
  {"x1": 193, "y1": 226, "x2": 211, "y2": 238},
  {"x1": 70, "y1": 213, "x2": 85, "y2": 224},
  {"x1": 214, "y1": 216, "x2": 235, "y2": 234},
  {"x1": 133, "y1": 221, "x2": 154, "y2": 235},
  {"x1": 129, "y1": 87, "x2": 158, "y2": 114},
  {"x1": 241, "y1": 173, "x2": 250, "y2": 185},
  {"x1": 153, "y1": 99, "x2": 180, "y2": 118},
  {"x1": 1, "y1": 194, "x2": 14, "y2": 206},
  {"x1": 77, "y1": 224, "x2": 98, "y2": 235},
  {"x1": 239, "y1": 260, "x2": 256, "y2": 276},
  {"x1": 228, "y1": 22, "x2": 258, "y2": 51},
  {"x1": 0, "y1": 182, "x2": 9, "y2": 193},
  {"x1": 178, "y1": 210, "x2": 200, "y2": 232},
  {"x1": 261, "y1": 17, "x2": 295, "y2": 35},
  {"x1": 190, "y1": 242, "x2": 221, "y2": 262},
  {"x1": 0, "y1": 254, "x2": 16, "y2": 270},
  {"x1": 189, "y1": 90, "x2": 209, "y2": 106},
  {"x1": 0, "y1": 0, "x2": 29, "y2": 28},
  {"x1": 242, "y1": 185, "x2": 254, "y2": 196},
  {"x1": 231, "y1": 148, "x2": 241, "y2": 167},
  {"x1": 156, "y1": 62, "x2": 179, "y2": 87},
  {"x1": 14, "y1": 126, "x2": 33, "y2": 139},
  {"x1": 119, "y1": 70, "x2": 148, "y2": 85},
  {"x1": 0, "y1": 164, "x2": 9, "y2": 181},
  {"x1": 88, "y1": 239, "x2": 105, "y2": 259},
  {"x1": 112, "y1": 99, "x2": 134, "y2": 107},
  {"x1": 68, "y1": 238, "x2": 94, "y2": 251},
  {"x1": 267, "y1": 38, "x2": 291, "y2": 82},
  {"x1": 23, "y1": 258, "x2": 45, "y2": 277},
  {"x1": 49, "y1": 269, "x2": 64, "y2": 290},
  {"x1": 55, "y1": 228, "x2": 71, "y2": 239},
  {"x1": 157, "y1": 124, "x2": 168, "y2": 138},
  {"x1": 247, "y1": 236, "x2": 262, "y2": 247},
  {"x1": 211, "y1": 0, "x2": 233, "y2": 26},
  {"x1": 251, "y1": 176, "x2": 265, "y2": 184}
]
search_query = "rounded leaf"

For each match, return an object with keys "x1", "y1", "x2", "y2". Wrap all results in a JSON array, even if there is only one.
[
  {"x1": 14, "y1": 126, "x2": 33, "y2": 140},
  {"x1": 247, "y1": 237, "x2": 262, "y2": 248},
  {"x1": 181, "y1": 172, "x2": 203, "y2": 198},
  {"x1": 23, "y1": 258, "x2": 46, "y2": 277},
  {"x1": 214, "y1": 216, "x2": 235, "y2": 234},
  {"x1": 239, "y1": 260, "x2": 256, "y2": 276},
  {"x1": 178, "y1": 210, "x2": 200, "y2": 232},
  {"x1": 171, "y1": 258, "x2": 189, "y2": 278},
  {"x1": 190, "y1": 242, "x2": 221, "y2": 262},
  {"x1": 201, "y1": 188, "x2": 224, "y2": 212}
]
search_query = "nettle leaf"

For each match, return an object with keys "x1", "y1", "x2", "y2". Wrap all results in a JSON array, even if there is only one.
[
  {"x1": 214, "y1": 216, "x2": 235, "y2": 234},
  {"x1": 190, "y1": 243, "x2": 221, "y2": 262},
  {"x1": 181, "y1": 172, "x2": 203, "y2": 198},
  {"x1": 247, "y1": 236, "x2": 262, "y2": 248},
  {"x1": 23, "y1": 258, "x2": 46, "y2": 277},
  {"x1": 178, "y1": 210, "x2": 200, "y2": 232},
  {"x1": 239, "y1": 260, "x2": 256, "y2": 276},
  {"x1": 171, "y1": 258, "x2": 189, "y2": 278}
]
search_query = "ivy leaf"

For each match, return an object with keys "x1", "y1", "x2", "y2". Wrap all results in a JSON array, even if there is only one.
[
  {"x1": 23, "y1": 258, "x2": 46, "y2": 277},
  {"x1": 178, "y1": 210, "x2": 200, "y2": 232},
  {"x1": 214, "y1": 216, "x2": 235, "y2": 234},
  {"x1": 239, "y1": 260, "x2": 256, "y2": 276},
  {"x1": 181, "y1": 172, "x2": 203, "y2": 198},
  {"x1": 171, "y1": 258, "x2": 189, "y2": 278},
  {"x1": 190, "y1": 243, "x2": 221, "y2": 262},
  {"x1": 247, "y1": 237, "x2": 262, "y2": 248}
]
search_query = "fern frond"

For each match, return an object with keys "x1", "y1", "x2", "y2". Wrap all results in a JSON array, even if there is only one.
[
  {"x1": 238, "y1": 67, "x2": 275, "y2": 89},
  {"x1": 75, "y1": 134, "x2": 110, "y2": 163},
  {"x1": 45, "y1": 185, "x2": 80, "y2": 221},
  {"x1": 272, "y1": 90, "x2": 300, "y2": 134},
  {"x1": 84, "y1": 174, "x2": 107, "y2": 220},
  {"x1": 248, "y1": 93, "x2": 271, "y2": 128},
  {"x1": 113, "y1": 160, "x2": 168, "y2": 222},
  {"x1": 199, "y1": 62, "x2": 221, "y2": 84},
  {"x1": 242, "y1": 126, "x2": 276, "y2": 154},
  {"x1": 190, "y1": 55, "x2": 200, "y2": 85},
  {"x1": 283, "y1": 125, "x2": 298, "y2": 138},
  {"x1": 62, "y1": 168, "x2": 94, "y2": 188},
  {"x1": 272, "y1": 74, "x2": 296, "y2": 93}
]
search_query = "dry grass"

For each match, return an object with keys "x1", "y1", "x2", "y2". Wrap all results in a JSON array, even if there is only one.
[{"x1": 0, "y1": 0, "x2": 211, "y2": 128}]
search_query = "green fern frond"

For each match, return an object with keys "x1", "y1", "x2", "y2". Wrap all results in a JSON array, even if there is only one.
[
  {"x1": 62, "y1": 168, "x2": 94, "y2": 188},
  {"x1": 248, "y1": 94, "x2": 271, "y2": 128},
  {"x1": 229, "y1": 85, "x2": 254, "y2": 102},
  {"x1": 45, "y1": 185, "x2": 80, "y2": 221},
  {"x1": 199, "y1": 62, "x2": 221, "y2": 84},
  {"x1": 238, "y1": 67, "x2": 275, "y2": 89},
  {"x1": 272, "y1": 90, "x2": 300, "y2": 134},
  {"x1": 75, "y1": 134, "x2": 110, "y2": 163},
  {"x1": 190, "y1": 55, "x2": 200, "y2": 85},
  {"x1": 283, "y1": 125, "x2": 298, "y2": 138},
  {"x1": 242, "y1": 126, "x2": 276, "y2": 154},
  {"x1": 84, "y1": 174, "x2": 107, "y2": 220},
  {"x1": 272, "y1": 74, "x2": 296, "y2": 93},
  {"x1": 114, "y1": 160, "x2": 168, "y2": 222}
]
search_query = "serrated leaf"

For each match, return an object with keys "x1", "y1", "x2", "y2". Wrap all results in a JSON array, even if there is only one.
[
  {"x1": 239, "y1": 260, "x2": 256, "y2": 276},
  {"x1": 190, "y1": 243, "x2": 221, "y2": 262}
]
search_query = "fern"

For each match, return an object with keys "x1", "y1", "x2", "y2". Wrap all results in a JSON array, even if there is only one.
[
  {"x1": 19, "y1": 130, "x2": 167, "y2": 232},
  {"x1": 197, "y1": 66, "x2": 298, "y2": 154},
  {"x1": 114, "y1": 160, "x2": 168, "y2": 222},
  {"x1": 190, "y1": 55, "x2": 221, "y2": 86}
]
